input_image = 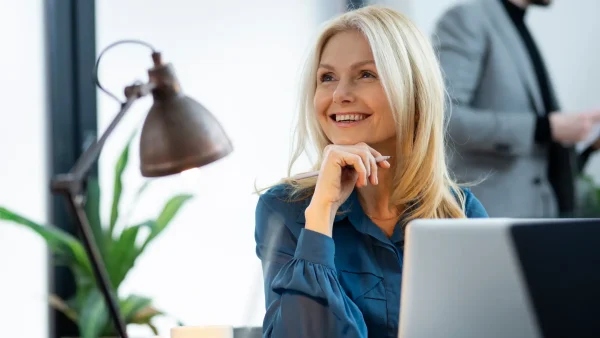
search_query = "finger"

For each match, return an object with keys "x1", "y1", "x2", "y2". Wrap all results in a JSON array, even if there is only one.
[
  {"x1": 368, "y1": 154, "x2": 378, "y2": 185},
  {"x1": 353, "y1": 143, "x2": 378, "y2": 177},
  {"x1": 345, "y1": 147, "x2": 372, "y2": 178},
  {"x1": 361, "y1": 148, "x2": 377, "y2": 185},
  {"x1": 342, "y1": 153, "x2": 369, "y2": 187},
  {"x1": 356, "y1": 142, "x2": 384, "y2": 159},
  {"x1": 368, "y1": 146, "x2": 383, "y2": 159},
  {"x1": 358, "y1": 149, "x2": 373, "y2": 178},
  {"x1": 374, "y1": 156, "x2": 392, "y2": 168},
  {"x1": 357, "y1": 149, "x2": 378, "y2": 185},
  {"x1": 354, "y1": 142, "x2": 390, "y2": 169}
]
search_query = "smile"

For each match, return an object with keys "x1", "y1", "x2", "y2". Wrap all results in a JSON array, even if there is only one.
[{"x1": 330, "y1": 113, "x2": 370, "y2": 123}]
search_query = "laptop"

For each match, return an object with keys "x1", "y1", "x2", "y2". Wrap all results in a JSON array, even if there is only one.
[{"x1": 398, "y1": 218, "x2": 600, "y2": 338}]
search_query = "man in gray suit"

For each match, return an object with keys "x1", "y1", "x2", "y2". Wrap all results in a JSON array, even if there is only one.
[{"x1": 433, "y1": 0, "x2": 600, "y2": 218}]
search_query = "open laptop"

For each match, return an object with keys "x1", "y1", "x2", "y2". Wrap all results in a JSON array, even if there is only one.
[{"x1": 398, "y1": 218, "x2": 600, "y2": 338}]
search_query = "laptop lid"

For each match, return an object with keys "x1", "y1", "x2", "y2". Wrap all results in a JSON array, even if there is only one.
[{"x1": 398, "y1": 218, "x2": 600, "y2": 338}]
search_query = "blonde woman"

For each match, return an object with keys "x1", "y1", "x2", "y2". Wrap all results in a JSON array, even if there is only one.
[{"x1": 255, "y1": 5, "x2": 487, "y2": 337}]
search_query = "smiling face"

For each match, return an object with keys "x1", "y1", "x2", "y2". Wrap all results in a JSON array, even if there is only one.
[{"x1": 314, "y1": 30, "x2": 396, "y2": 149}]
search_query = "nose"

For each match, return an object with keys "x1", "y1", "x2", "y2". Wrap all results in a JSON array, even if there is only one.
[{"x1": 333, "y1": 80, "x2": 355, "y2": 104}]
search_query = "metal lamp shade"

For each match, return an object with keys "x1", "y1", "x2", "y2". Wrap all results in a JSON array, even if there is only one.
[
  {"x1": 138, "y1": 62, "x2": 232, "y2": 177},
  {"x1": 139, "y1": 94, "x2": 232, "y2": 177}
]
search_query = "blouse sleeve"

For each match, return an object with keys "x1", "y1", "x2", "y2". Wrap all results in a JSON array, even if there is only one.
[{"x1": 255, "y1": 196, "x2": 368, "y2": 338}]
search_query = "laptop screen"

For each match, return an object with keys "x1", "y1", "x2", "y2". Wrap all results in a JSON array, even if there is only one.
[{"x1": 510, "y1": 219, "x2": 600, "y2": 338}]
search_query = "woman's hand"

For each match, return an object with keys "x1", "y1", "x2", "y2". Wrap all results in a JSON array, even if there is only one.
[{"x1": 305, "y1": 143, "x2": 391, "y2": 236}]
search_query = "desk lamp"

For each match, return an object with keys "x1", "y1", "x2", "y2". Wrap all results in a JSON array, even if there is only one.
[{"x1": 50, "y1": 39, "x2": 233, "y2": 338}]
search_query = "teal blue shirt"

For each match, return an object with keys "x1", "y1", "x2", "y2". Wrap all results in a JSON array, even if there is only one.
[{"x1": 255, "y1": 185, "x2": 488, "y2": 337}]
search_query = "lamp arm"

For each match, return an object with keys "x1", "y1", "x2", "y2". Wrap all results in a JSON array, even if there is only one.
[
  {"x1": 50, "y1": 81, "x2": 154, "y2": 338},
  {"x1": 71, "y1": 82, "x2": 155, "y2": 181},
  {"x1": 63, "y1": 192, "x2": 129, "y2": 338}
]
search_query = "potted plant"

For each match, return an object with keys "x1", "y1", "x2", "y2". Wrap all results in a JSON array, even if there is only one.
[
  {"x1": 576, "y1": 174, "x2": 600, "y2": 217},
  {"x1": 0, "y1": 133, "x2": 192, "y2": 338}
]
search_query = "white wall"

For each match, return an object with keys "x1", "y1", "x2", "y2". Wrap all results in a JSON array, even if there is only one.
[
  {"x1": 0, "y1": 0, "x2": 49, "y2": 337},
  {"x1": 375, "y1": 0, "x2": 600, "y2": 181},
  {"x1": 95, "y1": 1, "x2": 344, "y2": 336}
]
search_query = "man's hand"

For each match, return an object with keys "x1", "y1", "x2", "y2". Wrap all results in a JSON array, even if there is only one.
[{"x1": 549, "y1": 110, "x2": 600, "y2": 146}]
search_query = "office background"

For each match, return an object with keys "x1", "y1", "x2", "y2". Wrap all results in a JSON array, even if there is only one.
[{"x1": 0, "y1": 0, "x2": 598, "y2": 337}]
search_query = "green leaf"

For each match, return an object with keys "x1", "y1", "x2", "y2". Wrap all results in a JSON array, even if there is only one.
[
  {"x1": 85, "y1": 177, "x2": 106, "y2": 259},
  {"x1": 120, "y1": 295, "x2": 153, "y2": 323},
  {"x1": 109, "y1": 132, "x2": 136, "y2": 237},
  {"x1": 78, "y1": 289, "x2": 109, "y2": 338},
  {"x1": 107, "y1": 220, "x2": 155, "y2": 288},
  {"x1": 147, "y1": 322, "x2": 159, "y2": 335},
  {"x1": 132, "y1": 180, "x2": 152, "y2": 206},
  {"x1": 130, "y1": 305, "x2": 182, "y2": 336},
  {"x1": 143, "y1": 194, "x2": 194, "y2": 249},
  {"x1": 130, "y1": 305, "x2": 164, "y2": 324},
  {"x1": 576, "y1": 175, "x2": 600, "y2": 216},
  {"x1": 69, "y1": 285, "x2": 96, "y2": 319},
  {"x1": 117, "y1": 179, "x2": 153, "y2": 230},
  {"x1": 0, "y1": 207, "x2": 93, "y2": 277}
]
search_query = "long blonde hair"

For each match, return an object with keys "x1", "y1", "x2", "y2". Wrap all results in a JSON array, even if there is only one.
[{"x1": 274, "y1": 5, "x2": 466, "y2": 221}]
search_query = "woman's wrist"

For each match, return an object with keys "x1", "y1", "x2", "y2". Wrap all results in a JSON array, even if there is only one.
[{"x1": 304, "y1": 200, "x2": 337, "y2": 237}]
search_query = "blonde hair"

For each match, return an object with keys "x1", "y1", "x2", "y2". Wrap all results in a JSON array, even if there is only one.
[{"x1": 271, "y1": 5, "x2": 466, "y2": 221}]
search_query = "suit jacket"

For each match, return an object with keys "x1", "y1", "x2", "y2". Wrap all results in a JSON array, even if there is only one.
[{"x1": 432, "y1": 0, "x2": 593, "y2": 217}]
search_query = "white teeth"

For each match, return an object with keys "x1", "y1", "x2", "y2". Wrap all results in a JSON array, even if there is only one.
[{"x1": 335, "y1": 114, "x2": 366, "y2": 122}]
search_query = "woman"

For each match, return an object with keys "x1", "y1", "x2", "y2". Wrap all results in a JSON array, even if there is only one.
[{"x1": 255, "y1": 5, "x2": 488, "y2": 337}]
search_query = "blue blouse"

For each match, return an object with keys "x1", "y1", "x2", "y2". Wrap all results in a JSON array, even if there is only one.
[{"x1": 255, "y1": 185, "x2": 488, "y2": 338}]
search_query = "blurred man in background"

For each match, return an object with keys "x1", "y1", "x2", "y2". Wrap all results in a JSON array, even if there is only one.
[{"x1": 433, "y1": 0, "x2": 600, "y2": 218}]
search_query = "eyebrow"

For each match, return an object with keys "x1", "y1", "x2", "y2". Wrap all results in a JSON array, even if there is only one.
[{"x1": 318, "y1": 60, "x2": 375, "y2": 70}]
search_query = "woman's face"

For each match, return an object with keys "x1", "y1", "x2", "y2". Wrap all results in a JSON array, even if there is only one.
[{"x1": 314, "y1": 30, "x2": 396, "y2": 149}]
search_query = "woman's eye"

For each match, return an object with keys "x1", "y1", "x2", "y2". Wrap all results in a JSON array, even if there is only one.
[
  {"x1": 360, "y1": 71, "x2": 376, "y2": 79},
  {"x1": 320, "y1": 73, "x2": 335, "y2": 82}
]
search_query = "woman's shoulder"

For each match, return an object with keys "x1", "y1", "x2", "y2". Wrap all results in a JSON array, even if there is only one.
[
  {"x1": 458, "y1": 187, "x2": 488, "y2": 218},
  {"x1": 255, "y1": 183, "x2": 311, "y2": 239}
]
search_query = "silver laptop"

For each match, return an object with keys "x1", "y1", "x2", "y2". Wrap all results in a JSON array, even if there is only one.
[{"x1": 398, "y1": 218, "x2": 600, "y2": 338}]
